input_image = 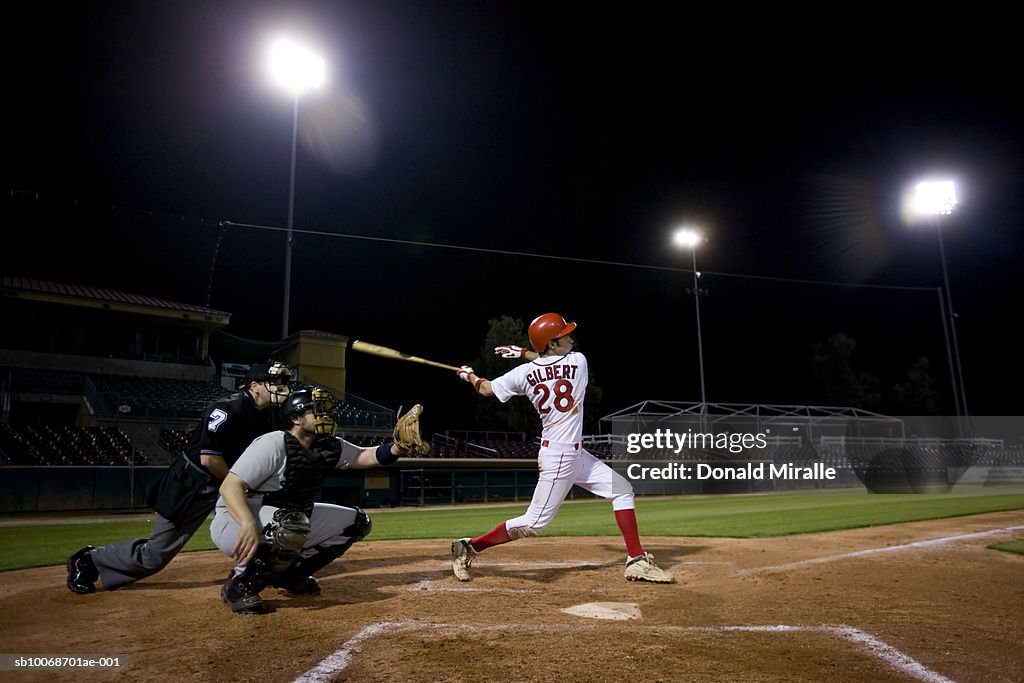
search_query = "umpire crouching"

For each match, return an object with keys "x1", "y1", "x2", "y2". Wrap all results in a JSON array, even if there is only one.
[{"x1": 65, "y1": 362, "x2": 292, "y2": 593}]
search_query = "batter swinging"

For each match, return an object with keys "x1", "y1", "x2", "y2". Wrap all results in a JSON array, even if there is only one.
[{"x1": 452, "y1": 312, "x2": 674, "y2": 584}]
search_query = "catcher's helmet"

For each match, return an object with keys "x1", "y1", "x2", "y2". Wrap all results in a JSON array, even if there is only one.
[
  {"x1": 528, "y1": 313, "x2": 577, "y2": 353},
  {"x1": 281, "y1": 386, "x2": 336, "y2": 436}
]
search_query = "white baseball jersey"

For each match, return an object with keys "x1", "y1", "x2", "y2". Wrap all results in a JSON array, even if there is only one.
[{"x1": 490, "y1": 351, "x2": 588, "y2": 444}]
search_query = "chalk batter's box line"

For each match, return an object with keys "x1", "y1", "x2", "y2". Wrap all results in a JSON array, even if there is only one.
[
  {"x1": 406, "y1": 524, "x2": 1023, "y2": 582},
  {"x1": 390, "y1": 561, "x2": 619, "y2": 594},
  {"x1": 734, "y1": 524, "x2": 1024, "y2": 576},
  {"x1": 293, "y1": 622, "x2": 956, "y2": 683},
  {"x1": 373, "y1": 526, "x2": 1022, "y2": 590}
]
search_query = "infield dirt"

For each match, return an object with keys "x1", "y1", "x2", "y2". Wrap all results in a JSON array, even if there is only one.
[{"x1": 2, "y1": 509, "x2": 1022, "y2": 682}]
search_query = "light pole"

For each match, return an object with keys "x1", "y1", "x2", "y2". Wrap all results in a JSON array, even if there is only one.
[
  {"x1": 267, "y1": 37, "x2": 326, "y2": 339},
  {"x1": 909, "y1": 179, "x2": 969, "y2": 431},
  {"x1": 673, "y1": 227, "x2": 707, "y2": 429}
]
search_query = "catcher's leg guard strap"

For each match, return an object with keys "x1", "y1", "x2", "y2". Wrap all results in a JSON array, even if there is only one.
[
  {"x1": 376, "y1": 442, "x2": 398, "y2": 465},
  {"x1": 235, "y1": 545, "x2": 276, "y2": 594}
]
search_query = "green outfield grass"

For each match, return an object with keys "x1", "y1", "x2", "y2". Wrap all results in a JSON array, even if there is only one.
[
  {"x1": 3, "y1": 487, "x2": 1022, "y2": 572},
  {"x1": 989, "y1": 540, "x2": 1024, "y2": 557}
]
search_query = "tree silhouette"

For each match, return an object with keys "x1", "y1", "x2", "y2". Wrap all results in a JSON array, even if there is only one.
[
  {"x1": 811, "y1": 332, "x2": 881, "y2": 409},
  {"x1": 891, "y1": 356, "x2": 941, "y2": 415}
]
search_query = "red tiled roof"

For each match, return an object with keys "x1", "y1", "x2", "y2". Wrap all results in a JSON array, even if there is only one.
[{"x1": 2, "y1": 275, "x2": 230, "y2": 317}]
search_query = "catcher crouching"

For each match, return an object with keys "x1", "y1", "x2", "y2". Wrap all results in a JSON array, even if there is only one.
[{"x1": 210, "y1": 386, "x2": 428, "y2": 614}]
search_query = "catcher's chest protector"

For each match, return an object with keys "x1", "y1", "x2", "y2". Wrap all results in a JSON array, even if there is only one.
[{"x1": 261, "y1": 432, "x2": 334, "y2": 517}]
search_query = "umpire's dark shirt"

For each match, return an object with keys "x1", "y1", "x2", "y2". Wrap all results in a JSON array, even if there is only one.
[{"x1": 184, "y1": 390, "x2": 276, "y2": 476}]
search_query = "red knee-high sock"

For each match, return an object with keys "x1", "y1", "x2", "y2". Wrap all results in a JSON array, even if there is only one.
[
  {"x1": 470, "y1": 522, "x2": 511, "y2": 552},
  {"x1": 614, "y1": 509, "x2": 645, "y2": 558}
]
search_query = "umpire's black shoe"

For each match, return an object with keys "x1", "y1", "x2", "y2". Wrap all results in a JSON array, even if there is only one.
[
  {"x1": 66, "y1": 546, "x2": 99, "y2": 594},
  {"x1": 221, "y1": 572, "x2": 265, "y2": 615},
  {"x1": 272, "y1": 575, "x2": 322, "y2": 596}
]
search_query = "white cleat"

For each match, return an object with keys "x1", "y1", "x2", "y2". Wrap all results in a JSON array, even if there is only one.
[
  {"x1": 451, "y1": 538, "x2": 477, "y2": 581},
  {"x1": 624, "y1": 552, "x2": 675, "y2": 584}
]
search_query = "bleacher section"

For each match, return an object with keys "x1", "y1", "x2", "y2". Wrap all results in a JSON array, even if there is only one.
[
  {"x1": 332, "y1": 402, "x2": 394, "y2": 429},
  {"x1": 0, "y1": 366, "x2": 399, "y2": 466},
  {"x1": 0, "y1": 423, "x2": 146, "y2": 466},
  {"x1": 12, "y1": 369, "x2": 397, "y2": 427},
  {"x1": 94, "y1": 374, "x2": 234, "y2": 419},
  {"x1": 158, "y1": 427, "x2": 191, "y2": 456}
]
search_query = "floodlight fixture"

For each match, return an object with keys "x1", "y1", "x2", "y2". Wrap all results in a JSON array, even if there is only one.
[
  {"x1": 267, "y1": 37, "x2": 326, "y2": 95},
  {"x1": 912, "y1": 180, "x2": 958, "y2": 216},
  {"x1": 673, "y1": 226, "x2": 703, "y2": 249}
]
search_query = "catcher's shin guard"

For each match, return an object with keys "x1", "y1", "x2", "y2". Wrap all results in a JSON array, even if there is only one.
[
  {"x1": 342, "y1": 508, "x2": 373, "y2": 543},
  {"x1": 317, "y1": 507, "x2": 372, "y2": 560},
  {"x1": 271, "y1": 544, "x2": 345, "y2": 595},
  {"x1": 66, "y1": 546, "x2": 99, "y2": 594},
  {"x1": 272, "y1": 508, "x2": 372, "y2": 594},
  {"x1": 233, "y1": 546, "x2": 278, "y2": 597},
  {"x1": 236, "y1": 508, "x2": 311, "y2": 600},
  {"x1": 221, "y1": 569, "x2": 266, "y2": 614},
  {"x1": 263, "y1": 509, "x2": 311, "y2": 574}
]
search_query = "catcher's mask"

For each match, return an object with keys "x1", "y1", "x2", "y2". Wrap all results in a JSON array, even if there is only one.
[
  {"x1": 528, "y1": 313, "x2": 577, "y2": 353},
  {"x1": 282, "y1": 386, "x2": 336, "y2": 436},
  {"x1": 244, "y1": 360, "x2": 293, "y2": 405}
]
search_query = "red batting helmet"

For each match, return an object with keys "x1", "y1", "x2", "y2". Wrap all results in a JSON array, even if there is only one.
[{"x1": 528, "y1": 313, "x2": 577, "y2": 353}]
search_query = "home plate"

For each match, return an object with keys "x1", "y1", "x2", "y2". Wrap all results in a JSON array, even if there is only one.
[{"x1": 561, "y1": 602, "x2": 641, "y2": 620}]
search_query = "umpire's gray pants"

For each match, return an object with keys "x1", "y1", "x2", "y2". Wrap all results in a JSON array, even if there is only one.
[{"x1": 89, "y1": 484, "x2": 218, "y2": 590}]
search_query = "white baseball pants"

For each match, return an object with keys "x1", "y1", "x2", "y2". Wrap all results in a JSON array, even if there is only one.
[{"x1": 505, "y1": 441, "x2": 634, "y2": 537}]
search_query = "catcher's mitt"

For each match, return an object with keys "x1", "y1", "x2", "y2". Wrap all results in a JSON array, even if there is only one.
[{"x1": 393, "y1": 404, "x2": 429, "y2": 455}]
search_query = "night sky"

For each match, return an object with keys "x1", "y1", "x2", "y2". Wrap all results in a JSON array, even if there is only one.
[{"x1": 4, "y1": 1, "x2": 1022, "y2": 430}]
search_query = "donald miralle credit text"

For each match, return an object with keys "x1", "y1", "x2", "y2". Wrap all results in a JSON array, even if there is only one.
[{"x1": 623, "y1": 428, "x2": 836, "y2": 481}]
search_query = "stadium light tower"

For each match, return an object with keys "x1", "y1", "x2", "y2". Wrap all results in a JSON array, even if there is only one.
[
  {"x1": 267, "y1": 36, "x2": 326, "y2": 339},
  {"x1": 673, "y1": 226, "x2": 708, "y2": 428},
  {"x1": 908, "y1": 179, "x2": 969, "y2": 429}
]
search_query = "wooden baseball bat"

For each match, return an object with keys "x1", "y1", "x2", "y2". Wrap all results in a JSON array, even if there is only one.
[{"x1": 350, "y1": 340, "x2": 463, "y2": 373}]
